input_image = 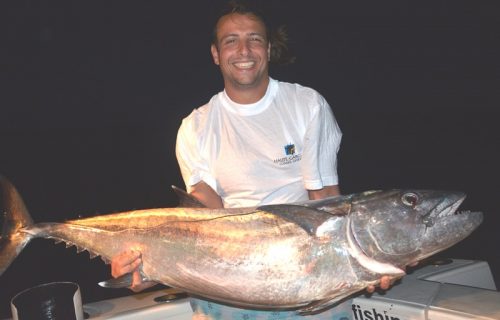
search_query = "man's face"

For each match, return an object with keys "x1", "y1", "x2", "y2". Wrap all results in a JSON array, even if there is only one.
[{"x1": 211, "y1": 13, "x2": 271, "y2": 92}]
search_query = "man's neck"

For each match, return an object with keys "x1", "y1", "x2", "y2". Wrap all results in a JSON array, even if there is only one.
[{"x1": 224, "y1": 77, "x2": 270, "y2": 104}]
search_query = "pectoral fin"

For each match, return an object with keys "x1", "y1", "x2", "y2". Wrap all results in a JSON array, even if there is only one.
[
  {"x1": 297, "y1": 285, "x2": 364, "y2": 315},
  {"x1": 98, "y1": 273, "x2": 133, "y2": 288},
  {"x1": 256, "y1": 204, "x2": 336, "y2": 236},
  {"x1": 98, "y1": 272, "x2": 149, "y2": 289}
]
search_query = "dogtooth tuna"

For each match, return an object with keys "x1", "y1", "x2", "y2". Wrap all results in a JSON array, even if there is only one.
[{"x1": 0, "y1": 175, "x2": 482, "y2": 314}]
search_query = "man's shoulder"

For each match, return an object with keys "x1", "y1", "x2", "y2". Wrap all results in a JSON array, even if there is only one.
[
  {"x1": 273, "y1": 79, "x2": 327, "y2": 107},
  {"x1": 179, "y1": 93, "x2": 222, "y2": 134},
  {"x1": 183, "y1": 93, "x2": 221, "y2": 121},
  {"x1": 274, "y1": 79, "x2": 323, "y2": 98}
]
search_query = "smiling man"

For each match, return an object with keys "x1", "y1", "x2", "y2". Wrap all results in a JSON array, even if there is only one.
[
  {"x1": 210, "y1": 11, "x2": 271, "y2": 103},
  {"x1": 179, "y1": 3, "x2": 342, "y2": 211},
  {"x1": 111, "y1": 1, "x2": 392, "y2": 319}
]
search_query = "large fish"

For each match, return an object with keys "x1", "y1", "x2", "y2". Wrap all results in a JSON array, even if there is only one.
[{"x1": 0, "y1": 175, "x2": 482, "y2": 314}]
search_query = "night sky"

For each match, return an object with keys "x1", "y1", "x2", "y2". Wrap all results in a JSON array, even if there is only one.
[{"x1": 1, "y1": 1, "x2": 499, "y2": 317}]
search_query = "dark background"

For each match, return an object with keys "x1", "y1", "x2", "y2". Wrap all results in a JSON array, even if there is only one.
[{"x1": 1, "y1": 1, "x2": 499, "y2": 317}]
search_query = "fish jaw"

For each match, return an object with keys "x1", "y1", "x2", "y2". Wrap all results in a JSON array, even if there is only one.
[{"x1": 418, "y1": 210, "x2": 483, "y2": 260}]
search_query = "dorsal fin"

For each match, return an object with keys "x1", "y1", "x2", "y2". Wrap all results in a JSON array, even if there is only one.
[
  {"x1": 171, "y1": 185, "x2": 206, "y2": 208},
  {"x1": 256, "y1": 204, "x2": 337, "y2": 236}
]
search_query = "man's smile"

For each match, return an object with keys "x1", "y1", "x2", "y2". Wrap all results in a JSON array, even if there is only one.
[{"x1": 233, "y1": 61, "x2": 256, "y2": 69}]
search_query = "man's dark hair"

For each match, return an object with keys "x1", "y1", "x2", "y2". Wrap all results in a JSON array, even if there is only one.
[{"x1": 212, "y1": 0, "x2": 295, "y2": 65}]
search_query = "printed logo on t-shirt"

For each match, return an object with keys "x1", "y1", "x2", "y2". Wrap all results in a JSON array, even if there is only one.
[
  {"x1": 273, "y1": 143, "x2": 302, "y2": 166},
  {"x1": 284, "y1": 143, "x2": 295, "y2": 155}
]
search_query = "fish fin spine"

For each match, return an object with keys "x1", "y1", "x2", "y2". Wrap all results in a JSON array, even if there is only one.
[{"x1": 51, "y1": 237, "x2": 101, "y2": 259}]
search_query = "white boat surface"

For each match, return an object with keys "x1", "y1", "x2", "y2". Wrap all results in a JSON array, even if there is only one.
[{"x1": 5, "y1": 259, "x2": 500, "y2": 320}]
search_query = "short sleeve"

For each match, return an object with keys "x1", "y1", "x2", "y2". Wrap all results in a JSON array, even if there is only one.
[
  {"x1": 301, "y1": 95, "x2": 342, "y2": 190},
  {"x1": 175, "y1": 115, "x2": 217, "y2": 193}
]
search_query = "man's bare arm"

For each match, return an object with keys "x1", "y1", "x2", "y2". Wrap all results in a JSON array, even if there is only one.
[
  {"x1": 308, "y1": 185, "x2": 340, "y2": 199},
  {"x1": 189, "y1": 181, "x2": 224, "y2": 208}
]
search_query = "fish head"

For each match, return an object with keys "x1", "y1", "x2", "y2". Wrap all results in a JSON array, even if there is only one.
[{"x1": 349, "y1": 190, "x2": 483, "y2": 267}]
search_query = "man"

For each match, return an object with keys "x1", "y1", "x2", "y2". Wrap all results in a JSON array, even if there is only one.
[{"x1": 111, "y1": 2, "x2": 392, "y2": 318}]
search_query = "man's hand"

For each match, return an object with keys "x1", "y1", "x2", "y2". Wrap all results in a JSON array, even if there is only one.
[{"x1": 110, "y1": 250, "x2": 157, "y2": 292}]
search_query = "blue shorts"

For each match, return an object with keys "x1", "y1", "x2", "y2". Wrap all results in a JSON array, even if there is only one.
[{"x1": 190, "y1": 298, "x2": 352, "y2": 320}]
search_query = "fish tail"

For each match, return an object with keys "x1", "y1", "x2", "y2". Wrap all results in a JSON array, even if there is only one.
[{"x1": 0, "y1": 175, "x2": 35, "y2": 275}]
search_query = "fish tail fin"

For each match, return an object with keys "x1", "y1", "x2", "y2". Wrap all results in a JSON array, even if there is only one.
[{"x1": 0, "y1": 175, "x2": 35, "y2": 275}]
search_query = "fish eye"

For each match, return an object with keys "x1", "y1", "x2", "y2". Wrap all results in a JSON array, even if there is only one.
[{"x1": 401, "y1": 192, "x2": 419, "y2": 207}]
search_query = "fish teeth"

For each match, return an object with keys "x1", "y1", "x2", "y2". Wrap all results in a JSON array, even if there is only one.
[{"x1": 456, "y1": 210, "x2": 475, "y2": 215}]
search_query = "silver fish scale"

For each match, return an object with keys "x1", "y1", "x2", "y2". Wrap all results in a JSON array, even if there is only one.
[{"x1": 31, "y1": 208, "x2": 359, "y2": 307}]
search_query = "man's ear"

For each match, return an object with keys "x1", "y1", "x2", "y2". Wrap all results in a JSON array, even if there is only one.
[{"x1": 211, "y1": 44, "x2": 220, "y2": 65}]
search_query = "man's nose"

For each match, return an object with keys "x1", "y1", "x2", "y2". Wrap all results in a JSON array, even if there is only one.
[{"x1": 238, "y1": 41, "x2": 250, "y2": 55}]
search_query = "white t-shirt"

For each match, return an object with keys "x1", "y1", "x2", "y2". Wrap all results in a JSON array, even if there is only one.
[{"x1": 176, "y1": 78, "x2": 342, "y2": 208}]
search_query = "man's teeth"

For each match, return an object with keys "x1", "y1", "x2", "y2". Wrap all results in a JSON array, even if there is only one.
[{"x1": 234, "y1": 62, "x2": 254, "y2": 69}]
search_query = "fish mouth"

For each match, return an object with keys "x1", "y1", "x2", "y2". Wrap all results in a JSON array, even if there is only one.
[
  {"x1": 422, "y1": 193, "x2": 466, "y2": 227},
  {"x1": 418, "y1": 207, "x2": 483, "y2": 261}
]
